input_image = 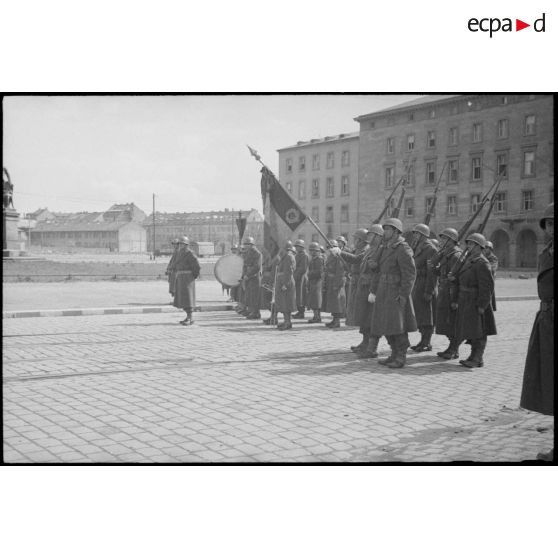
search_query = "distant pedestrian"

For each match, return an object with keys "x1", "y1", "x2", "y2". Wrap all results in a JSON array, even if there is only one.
[
  {"x1": 483, "y1": 240, "x2": 498, "y2": 311},
  {"x1": 166, "y1": 238, "x2": 180, "y2": 299},
  {"x1": 171, "y1": 236, "x2": 200, "y2": 325},
  {"x1": 520, "y1": 203, "x2": 553, "y2": 460}
]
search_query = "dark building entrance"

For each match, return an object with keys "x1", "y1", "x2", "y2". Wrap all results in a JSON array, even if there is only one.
[
  {"x1": 516, "y1": 228, "x2": 538, "y2": 268},
  {"x1": 491, "y1": 229, "x2": 510, "y2": 268}
]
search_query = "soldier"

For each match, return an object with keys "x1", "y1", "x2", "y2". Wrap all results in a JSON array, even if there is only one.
[
  {"x1": 166, "y1": 238, "x2": 180, "y2": 299},
  {"x1": 306, "y1": 242, "x2": 324, "y2": 323},
  {"x1": 241, "y1": 237, "x2": 262, "y2": 319},
  {"x1": 520, "y1": 203, "x2": 553, "y2": 460},
  {"x1": 336, "y1": 235, "x2": 350, "y2": 316},
  {"x1": 341, "y1": 229, "x2": 369, "y2": 328},
  {"x1": 171, "y1": 236, "x2": 201, "y2": 325},
  {"x1": 451, "y1": 233, "x2": 497, "y2": 368},
  {"x1": 274, "y1": 241, "x2": 297, "y2": 330},
  {"x1": 354, "y1": 225, "x2": 384, "y2": 358},
  {"x1": 262, "y1": 253, "x2": 279, "y2": 325},
  {"x1": 430, "y1": 228, "x2": 462, "y2": 360},
  {"x1": 229, "y1": 244, "x2": 240, "y2": 303},
  {"x1": 483, "y1": 240, "x2": 498, "y2": 312},
  {"x1": 369, "y1": 218, "x2": 417, "y2": 368},
  {"x1": 236, "y1": 244, "x2": 248, "y2": 315},
  {"x1": 292, "y1": 239, "x2": 309, "y2": 319},
  {"x1": 324, "y1": 240, "x2": 346, "y2": 329},
  {"x1": 410, "y1": 224, "x2": 438, "y2": 352}
]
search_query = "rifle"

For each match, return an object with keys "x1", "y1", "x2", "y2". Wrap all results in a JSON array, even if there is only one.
[
  {"x1": 424, "y1": 161, "x2": 447, "y2": 227},
  {"x1": 372, "y1": 160, "x2": 413, "y2": 225},
  {"x1": 429, "y1": 174, "x2": 503, "y2": 269},
  {"x1": 448, "y1": 177, "x2": 503, "y2": 278},
  {"x1": 390, "y1": 187, "x2": 406, "y2": 219}
]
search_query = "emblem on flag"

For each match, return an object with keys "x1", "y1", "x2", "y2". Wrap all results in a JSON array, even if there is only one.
[{"x1": 285, "y1": 208, "x2": 301, "y2": 224}]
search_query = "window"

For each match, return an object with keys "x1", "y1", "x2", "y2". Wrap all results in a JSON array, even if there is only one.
[
  {"x1": 447, "y1": 195, "x2": 457, "y2": 215},
  {"x1": 407, "y1": 134, "x2": 415, "y2": 151},
  {"x1": 311, "y1": 206, "x2": 319, "y2": 222},
  {"x1": 298, "y1": 180, "x2": 306, "y2": 199},
  {"x1": 425, "y1": 197, "x2": 435, "y2": 217},
  {"x1": 448, "y1": 127, "x2": 459, "y2": 146},
  {"x1": 311, "y1": 178, "x2": 320, "y2": 198},
  {"x1": 325, "y1": 206, "x2": 334, "y2": 223},
  {"x1": 497, "y1": 119, "x2": 509, "y2": 139},
  {"x1": 385, "y1": 166, "x2": 395, "y2": 188},
  {"x1": 448, "y1": 159, "x2": 459, "y2": 183},
  {"x1": 524, "y1": 115, "x2": 536, "y2": 135},
  {"x1": 501, "y1": 96, "x2": 508, "y2": 105},
  {"x1": 286, "y1": 158, "x2": 293, "y2": 173},
  {"x1": 369, "y1": 121, "x2": 375, "y2": 129},
  {"x1": 523, "y1": 150, "x2": 535, "y2": 177},
  {"x1": 429, "y1": 109, "x2": 436, "y2": 118},
  {"x1": 404, "y1": 198, "x2": 414, "y2": 218},
  {"x1": 470, "y1": 194, "x2": 481, "y2": 214},
  {"x1": 386, "y1": 198, "x2": 396, "y2": 218},
  {"x1": 340, "y1": 205, "x2": 349, "y2": 222},
  {"x1": 286, "y1": 181, "x2": 293, "y2": 194},
  {"x1": 311, "y1": 233, "x2": 319, "y2": 243},
  {"x1": 299, "y1": 156, "x2": 306, "y2": 171},
  {"x1": 408, "y1": 113, "x2": 415, "y2": 121},
  {"x1": 403, "y1": 161, "x2": 415, "y2": 187},
  {"x1": 312, "y1": 154, "x2": 320, "y2": 170},
  {"x1": 496, "y1": 153, "x2": 508, "y2": 178},
  {"x1": 494, "y1": 192, "x2": 507, "y2": 214},
  {"x1": 341, "y1": 175, "x2": 350, "y2": 196},
  {"x1": 472, "y1": 123, "x2": 483, "y2": 143},
  {"x1": 427, "y1": 131, "x2": 436, "y2": 148},
  {"x1": 471, "y1": 156, "x2": 482, "y2": 181},
  {"x1": 326, "y1": 151, "x2": 334, "y2": 169},
  {"x1": 522, "y1": 190, "x2": 534, "y2": 211},
  {"x1": 341, "y1": 150, "x2": 350, "y2": 167},
  {"x1": 326, "y1": 177, "x2": 334, "y2": 197},
  {"x1": 425, "y1": 161, "x2": 436, "y2": 185},
  {"x1": 386, "y1": 137, "x2": 395, "y2": 154}
]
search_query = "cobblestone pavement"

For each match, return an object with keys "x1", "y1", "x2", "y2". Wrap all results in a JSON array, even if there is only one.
[{"x1": 3, "y1": 299, "x2": 553, "y2": 463}]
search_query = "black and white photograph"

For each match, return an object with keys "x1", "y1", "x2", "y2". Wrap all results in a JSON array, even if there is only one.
[{"x1": 3, "y1": 93, "x2": 554, "y2": 464}]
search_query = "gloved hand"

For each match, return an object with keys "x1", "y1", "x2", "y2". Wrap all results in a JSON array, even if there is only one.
[
  {"x1": 395, "y1": 295, "x2": 406, "y2": 308},
  {"x1": 368, "y1": 293, "x2": 376, "y2": 304},
  {"x1": 281, "y1": 285, "x2": 287, "y2": 292},
  {"x1": 450, "y1": 302, "x2": 458, "y2": 310},
  {"x1": 329, "y1": 247, "x2": 341, "y2": 256},
  {"x1": 423, "y1": 293, "x2": 432, "y2": 302},
  {"x1": 477, "y1": 307, "x2": 484, "y2": 315}
]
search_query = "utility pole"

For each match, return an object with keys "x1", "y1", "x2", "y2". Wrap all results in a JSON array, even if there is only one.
[{"x1": 152, "y1": 193, "x2": 156, "y2": 260}]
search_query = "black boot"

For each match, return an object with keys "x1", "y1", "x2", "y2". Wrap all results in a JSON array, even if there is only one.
[
  {"x1": 351, "y1": 333, "x2": 368, "y2": 353},
  {"x1": 326, "y1": 316, "x2": 341, "y2": 329},
  {"x1": 379, "y1": 336, "x2": 396, "y2": 365},
  {"x1": 460, "y1": 339, "x2": 484, "y2": 367},
  {"x1": 410, "y1": 330, "x2": 425, "y2": 351},
  {"x1": 437, "y1": 337, "x2": 453, "y2": 358},
  {"x1": 388, "y1": 334, "x2": 409, "y2": 368},
  {"x1": 308, "y1": 310, "x2": 321, "y2": 323},
  {"x1": 181, "y1": 311, "x2": 193, "y2": 325},
  {"x1": 292, "y1": 307, "x2": 305, "y2": 319},
  {"x1": 358, "y1": 336, "x2": 379, "y2": 359},
  {"x1": 277, "y1": 314, "x2": 293, "y2": 330},
  {"x1": 411, "y1": 327, "x2": 432, "y2": 352}
]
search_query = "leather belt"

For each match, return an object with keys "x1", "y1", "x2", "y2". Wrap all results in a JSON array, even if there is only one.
[
  {"x1": 379, "y1": 273, "x2": 401, "y2": 283},
  {"x1": 460, "y1": 286, "x2": 478, "y2": 293}
]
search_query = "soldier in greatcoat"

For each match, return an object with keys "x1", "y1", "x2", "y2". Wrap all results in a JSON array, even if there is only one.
[
  {"x1": 292, "y1": 239, "x2": 309, "y2": 319},
  {"x1": 324, "y1": 240, "x2": 346, "y2": 329},
  {"x1": 171, "y1": 236, "x2": 201, "y2": 325},
  {"x1": 429, "y1": 228, "x2": 462, "y2": 360},
  {"x1": 306, "y1": 242, "x2": 324, "y2": 323},
  {"x1": 483, "y1": 240, "x2": 499, "y2": 311},
  {"x1": 236, "y1": 245, "x2": 248, "y2": 315},
  {"x1": 410, "y1": 223, "x2": 438, "y2": 352},
  {"x1": 450, "y1": 233, "x2": 497, "y2": 367},
  {"x1": 166, "y1": 238, "x2": 180, "y2": 298},
  {"x1": 336, "y1": 235, "x2": 350, "y2": 317},
  {"x1": 241, "y1": 237, "x2": 262, "y2": 319},
  {"x1": 341, "y1": 229, "x2": 369, "y2": 328},
  {"x1": 274, "y1": 241, "x2": 297, "y2": 330},
  {"x1": 520, "y1": 203, "x2": 553, "y2": 460},
  {"x1": 369, "y1": 218, "x2": 417, "y2": 368},
  {"x1": 229, "y1": 245, "x2": 240, "y2": 303}
]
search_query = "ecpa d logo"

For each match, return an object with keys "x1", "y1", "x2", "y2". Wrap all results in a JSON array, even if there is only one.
[{"x1": 468, "y1": 13, "x2": 546, "y2": 37}]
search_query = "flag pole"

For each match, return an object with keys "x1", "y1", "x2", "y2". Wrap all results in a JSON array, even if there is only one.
[{"x1": 247, "y1": 145, "x2": 333, "y2": 248}]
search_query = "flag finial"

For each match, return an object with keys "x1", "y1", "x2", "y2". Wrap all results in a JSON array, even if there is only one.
[{"x1": 247, "y1": 145, "x2": 263, "y2": 164}]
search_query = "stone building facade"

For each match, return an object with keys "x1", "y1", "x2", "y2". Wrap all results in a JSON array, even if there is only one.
[
  {"x1": 277, "y1": 133, "x2": 360, "y2": 245},
  {"x1": 354, "y1": 94, "x2": 554, "y2": 268}
]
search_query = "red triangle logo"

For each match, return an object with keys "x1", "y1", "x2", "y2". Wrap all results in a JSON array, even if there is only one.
[{"x1": 516, "y1": 19, "x2": 530, "y2": 31}]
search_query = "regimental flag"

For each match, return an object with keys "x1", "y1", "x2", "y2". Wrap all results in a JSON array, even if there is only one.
[{"x1": 260, "y1": 166, "x2": 307, "y2": 260}]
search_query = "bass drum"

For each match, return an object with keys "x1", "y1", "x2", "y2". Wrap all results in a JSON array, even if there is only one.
[{"x1": 214, "y1": 253, "x2": 244, "y2": 287}]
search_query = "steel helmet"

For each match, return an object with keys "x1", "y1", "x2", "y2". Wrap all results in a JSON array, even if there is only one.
[
  {"x1": 243, "y1": 236, "x2": 255, "y2": 245},
  {"x1": 284, "y1": 240, "x2": 295, "y2": 252},
  {"x1": 294, "y1": 239, "x2": 305, "y2": 247},
  {"x1": 383, "y1": 218, "x2": 403, "y2": 233},
  {"x1": 335, "y1": 235, "x2": 347, "y2": 245},
  {"x1": 439, "y1": 228, "x2": 458, "y2": 242},
  {"x1": 367, "y1": 224, "x2": 384, "y2": 237},
  {"x1": 177, "y1": 236, "x2": 190, "y2": 245},
  {"x1": 328, "y1": 239, "x2": 339, "y2": 248},
  {"x1": 484, "y1": 240, "x2": 494, "y2": 250},
  {"x1": 466, "y1": 232, "x2": 487, "y2": 248},
  {"x1": 539, "y1": 202, "x2": 554, "y2": 230},
  {"x1": 232, "y1": 244, "x2": 239, "y2": 250},
  {"x1": 171, "y1": 238, "x2": 178, "y2": 245},
  {"x1": 309, "y1": 242, "x2": 320, "y2": 251},
  {"x1": 413, "y1": 223, "x2": 430, "y2": 238},
  {"x1": 431, "y1": 239, "x2": 440, "y2": 248},
  {"x1": 353, "y1": 228, "x2": 369, "y2": 242}
]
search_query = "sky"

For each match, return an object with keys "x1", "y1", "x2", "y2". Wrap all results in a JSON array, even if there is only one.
[{"x1": 3, "y1": 95, "x2": 422, "y2": 216}]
